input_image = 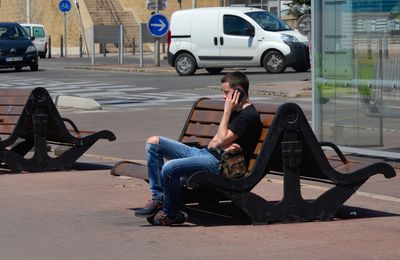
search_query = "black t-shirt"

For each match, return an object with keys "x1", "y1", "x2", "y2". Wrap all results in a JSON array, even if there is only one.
[{"x1": 229, "y1": 104, "x2": 262, "y2": 165}]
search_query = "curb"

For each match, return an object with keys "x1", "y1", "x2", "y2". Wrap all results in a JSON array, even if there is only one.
[
  {"x1": 66, "y1": 65, "x2": 175, "y2": 74},
  {"x1": 52, "y1": 95, "x2": 102, "y2": 110}
]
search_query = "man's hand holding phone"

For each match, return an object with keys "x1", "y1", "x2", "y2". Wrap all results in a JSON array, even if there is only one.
[
  {"x1": 225, "y1": 87, "x2": 245, "y2": 113},
  {"x1": 225, "y1": 89, "x2": 240, "y2": 112}
]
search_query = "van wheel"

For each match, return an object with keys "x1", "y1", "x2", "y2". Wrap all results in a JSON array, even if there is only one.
[
  {"x1": 175, "y1": 53, "x2": 196, "y2": 76},
  {"x1": 263, "y1": 50, "x2": 286, "y2": 73},
  {"x1": 205, "y1": 68, "x2": 224, "y2": 75}
]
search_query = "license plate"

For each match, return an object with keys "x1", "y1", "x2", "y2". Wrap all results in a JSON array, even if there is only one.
[{"x1": 6, "y1": 57, "x2": 23, "y2": 62}]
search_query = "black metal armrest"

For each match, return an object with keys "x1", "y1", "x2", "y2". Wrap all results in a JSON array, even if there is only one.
[
  {"x1": 319, "y1": 141, "x2": 348, "y2": 163},
  {"x1": 62, "y1": 117, "x2": 81, "y2": 137}
]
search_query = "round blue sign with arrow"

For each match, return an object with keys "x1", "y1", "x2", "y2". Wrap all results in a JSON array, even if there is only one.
[
  {"x1": 147, "y1": 13, "x2": 169, "y2": 37},
  {"x1": 59, "y1": 0, "x2": 72, "y2": 13}
]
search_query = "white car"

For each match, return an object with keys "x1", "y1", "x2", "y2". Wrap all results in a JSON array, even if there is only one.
[
  {"x1": 21, "y1": 23, "x2": 47, "y2": 58},
  {"x1": 167, "y1": 7, "x2": 310, "y2": 75}
]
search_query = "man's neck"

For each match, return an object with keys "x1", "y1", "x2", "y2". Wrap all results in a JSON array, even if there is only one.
[{"x1": 238, "y1": 100, "x2": 251, "y2": 111}]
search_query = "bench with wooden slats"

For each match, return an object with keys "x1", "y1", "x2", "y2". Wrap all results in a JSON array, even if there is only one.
[
  {"x1": 0, "y1": 87, "x2": 116, "y2": 173},
  {"x1": 178, "y1": 98, "x2": 278, "y2": 172},
  {"x1": 111, "y1": 98, "x2": 396, "y2": 224}
]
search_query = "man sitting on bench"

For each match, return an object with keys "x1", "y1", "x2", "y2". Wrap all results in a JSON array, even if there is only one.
[{"x1": 135, "y1": 72, "x2": 263, "y2": 226}]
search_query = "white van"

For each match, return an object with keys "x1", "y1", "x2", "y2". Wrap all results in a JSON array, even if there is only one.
[
  {"x1": 21, "y1": 23, "x2": 47, "y2": 58},
  {"x1": 167, "y1": 7, "x2": 310, "y2": 75}
]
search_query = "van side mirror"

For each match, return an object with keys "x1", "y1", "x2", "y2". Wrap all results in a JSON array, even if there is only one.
[
  {"x1": 245, "y1": 27, "x2": 255, "y2": 37},
  {"x1": 30, "y1": 36, "x2": 35, "y2": 41}
]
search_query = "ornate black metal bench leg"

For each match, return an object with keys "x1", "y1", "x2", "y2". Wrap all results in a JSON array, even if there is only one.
[
  {"x1": 226, "y1": 191, "x2": 276, "y2": 224},
  {"x1": 312, "y1": 183, "x2": 363, "y2": 221},
  {"x1": 279, "y1": 141, "x2": 310, "y2": 222},
  {"x1": 32, "y1": 112, "x2": 50, "y2": 170}
]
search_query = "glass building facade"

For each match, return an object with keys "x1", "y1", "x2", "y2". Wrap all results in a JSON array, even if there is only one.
[{"x1": 312, "y1": 0, "x2": 400, "y2": 157}]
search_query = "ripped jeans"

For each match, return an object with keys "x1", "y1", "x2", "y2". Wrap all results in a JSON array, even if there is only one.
[{"x1": 146, "y1": 136, "x2": 219, "y2": 216}]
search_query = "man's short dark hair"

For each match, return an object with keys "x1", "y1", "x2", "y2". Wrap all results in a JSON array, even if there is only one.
[{"x1": 221, "y1": 71, "x2": 249, "y2": 96}]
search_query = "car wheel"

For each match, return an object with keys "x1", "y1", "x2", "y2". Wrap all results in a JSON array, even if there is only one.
[
  {"x1": 175, "y1": 53, "x2": 196, "y2": 76},
  {"x1": 205, "y1": 68, "x2": 224, "y2": 75},
  {"x1": 39, "y1": 53, "x2": 46, "y2": 59},
  {"x1": 263, "y1": 50, "x2": 286, "y2": 73},
  {"x1": 293, "y1": 65, "x2": 310, "y2": 72},
  {"x1": 30, "y1": 64, "x2": 39, "y2": 71},
  {"x1": 15, "y1": 66, "x2": 22, "y2": 72}
]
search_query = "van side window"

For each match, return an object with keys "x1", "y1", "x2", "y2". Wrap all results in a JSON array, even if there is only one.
[
  {"x1": 223, "y1": 15, "x2": 254, "y2": 36},
  {"x1": 33, "y1": 27, "x2": 45, "y2": 38}
]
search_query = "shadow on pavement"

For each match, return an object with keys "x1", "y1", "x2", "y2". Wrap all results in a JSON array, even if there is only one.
[
  {"x1": 177, "y1": 203, "x2": 400, "y2": 227},
  {"x1": 0, "y1": 162, "x2": 112, "y2": 174}
]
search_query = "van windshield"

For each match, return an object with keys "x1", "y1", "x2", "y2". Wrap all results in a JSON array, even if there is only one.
[{"x1": 246, "y1": 11, "x2": 292, "y2": 32}]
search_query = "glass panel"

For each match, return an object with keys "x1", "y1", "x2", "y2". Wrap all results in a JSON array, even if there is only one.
[
  {"x1": 22, "y1": 26, "x2": 31, "y2": 36},
  {"x1": 33, "y1": 27, "x2": 45, "y2": 38},
  {"x1": 313, "y1": 0, "x2": 400, "y2": 153}
]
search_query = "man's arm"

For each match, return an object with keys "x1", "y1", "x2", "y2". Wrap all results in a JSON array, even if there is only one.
[{"x1": 208, "y1": 90, "x2": 240, "y2": 149}]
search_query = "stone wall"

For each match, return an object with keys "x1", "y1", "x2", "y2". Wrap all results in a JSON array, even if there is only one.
[
  {"x1": 0, "y1": 0, "x2": 89, "y2": 53},
  {"x1": 120, "y1": 0, "x2": 220, "y2": 23}
]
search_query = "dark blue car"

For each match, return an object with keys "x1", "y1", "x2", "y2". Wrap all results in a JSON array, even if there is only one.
[{"x1": 0, "y1": 22, "x2": 38, "y2": 71}]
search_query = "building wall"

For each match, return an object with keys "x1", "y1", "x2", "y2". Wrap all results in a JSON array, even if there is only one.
[
  {"x1": 0, "y1": 0, "x2": 295, "y2": 52},
  {"x1": 0, "y1": 0, "x2": 89, "y2": 52},
  {"x1": 120, "y1": 0, "x2": 221, "y2": 23}
]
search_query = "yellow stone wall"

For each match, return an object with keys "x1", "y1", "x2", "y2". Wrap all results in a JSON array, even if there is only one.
[
  {"x1": 0, "y1": 0, "x2": 89, "y2": 50},
  {"x1": 0, "y1": 0, "x2": 294, "y2": 51},
  {"x1": 120, "y1": 0, "x2": 221, "y2": 23}
]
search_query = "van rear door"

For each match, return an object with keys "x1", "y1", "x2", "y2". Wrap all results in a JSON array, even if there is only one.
[
  {"x1": 191, "y1": 9, "x2": 221, "y2": 67},
  {"x1": 219, "y1": 12, "x2": 258, "y2": 66}
]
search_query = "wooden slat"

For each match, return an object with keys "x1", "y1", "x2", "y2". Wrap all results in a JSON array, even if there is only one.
[
  {"x1": 253, "y1": 142, "x2": 264, "y2": 155},
  {"x1": 190, "y1": 110, "x2": 223, "y2": 124},
  {"x1": 260, "y1": 128, "x2": 269, "y2": 141},
  {"x1": 254, "y1": 103, "x2": 279, "y2": 114},
  {"x1": 0, "y1": 89, "x2": 32, "y2": 96},
  {"x1": 0, "y1": 115, "x2": 19, "y2": 124},
  {"x1": 0, "y1": 105, "x2": 25, "y2": 115},
  {"x1": 0, "y1": 125, "x2": 16, "y2": 135},
  {"x1": 180, "y1": 136, "x2": 212, "y2": 147},
  {"x1": 260, "y1": 114, "x2": 275, "y2": 127},
  {"x1": 185, "y1": 123, "x2": 218, "y2": 138},
  {"x1": 0, "y1": 96, "x2": 29, "y2": 105},
  {"x1": 195, "y1": 99, "x2": 225, "y2": 111}
]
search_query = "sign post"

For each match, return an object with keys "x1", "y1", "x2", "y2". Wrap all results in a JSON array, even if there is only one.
[
  {"x1": 59, "y1": 0, "x2": 71, "y2": 57},
  {"x1": 147, "y1": 13, "x2": 169, "y2": 67}
]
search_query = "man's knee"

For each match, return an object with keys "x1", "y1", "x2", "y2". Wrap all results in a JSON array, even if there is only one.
[{"x1": 147, "y1": 136, "x2": 159, "y2": 145}]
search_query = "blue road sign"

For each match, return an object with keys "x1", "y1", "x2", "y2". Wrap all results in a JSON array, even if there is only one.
[
  {"x1": 147, "y1": 14, "x2": 169, "y2": 37},
  {"x1": 59, "y1": 0, "x2": 72, "y2": 13}
]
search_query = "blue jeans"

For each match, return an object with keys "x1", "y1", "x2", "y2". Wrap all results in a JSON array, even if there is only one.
[{"x1": 146, "y1": 136, "x2": 219, "y2": 216}]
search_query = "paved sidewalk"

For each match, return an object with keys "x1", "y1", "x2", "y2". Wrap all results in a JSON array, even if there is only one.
[
  {"x1": 2, "y1": 57, "x2": 398, "y2": 259},
  {"x1": 0, "y1": 106, "x2": 399, "y2": 260}
]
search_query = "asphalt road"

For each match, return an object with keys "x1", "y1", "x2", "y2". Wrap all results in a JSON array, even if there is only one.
[{"x1": 0, "y1": 55, "x2": 312, "y2": 110}]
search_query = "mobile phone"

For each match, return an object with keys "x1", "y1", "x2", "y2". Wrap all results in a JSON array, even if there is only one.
[{"x1": 231, "y1": 86, "x2": 246, "y2": 103}]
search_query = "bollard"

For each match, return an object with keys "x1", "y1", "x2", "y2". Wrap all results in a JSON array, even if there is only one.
[
  {"x1": 48, "y1": 36, "x2": 52, "y2": 59},
  {"x1": 102, "y1": 43, "x2": 106, "y2": 57},
  {"x1": 60, "y1": 35, "x2": 64, "y2": 57},
  {"x1": 132, "y1": 37, "x2": 135, "y2": 55},
  {"x1": 79, "y1": 35, "x2": 83, "y2": 58}
]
